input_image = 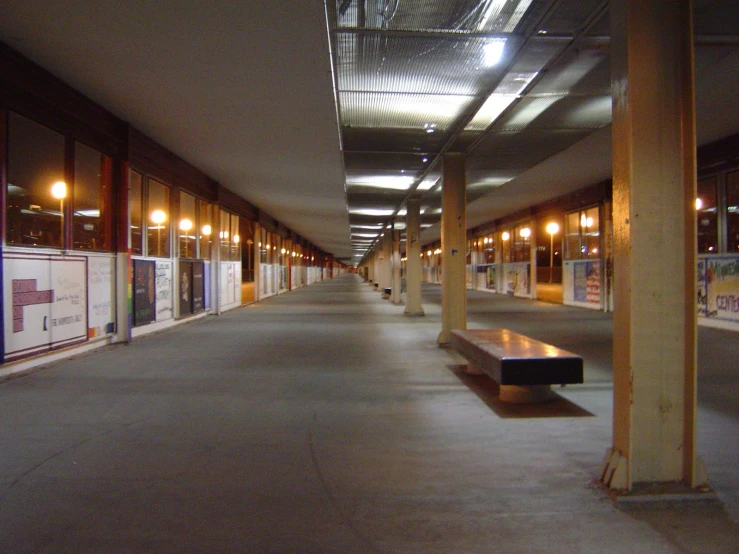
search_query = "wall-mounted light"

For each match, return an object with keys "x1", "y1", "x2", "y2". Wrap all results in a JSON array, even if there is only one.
[
  {"x1": 502, "y1": 231, "x2": 510, "y2": 241},
  {"x1": 520, "y1": 227, "x2": 531, "y2": 238},
  {"x1": 695, "y1": 198, "x2": 703, "y2": 210},
  {"x1": 202, "y1": 224, "x2": 212, "y2": 236}
]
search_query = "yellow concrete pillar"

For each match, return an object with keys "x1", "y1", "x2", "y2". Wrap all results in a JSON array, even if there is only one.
[
  {"x1": 379, "y1": 234, "x2": 392, "y2": 296},
  {"x1": 391, "y1": 229, "x2": 402, "y2": 304},
  {"x1": 405, "y1": 196, "x2": 425, "y2": 316},
  {"x1": 437, "y1": 153, "x2": 467, "y2": 345},
  {"x1": 603, "y1": 0, "x2": 705, "y2": 491}
]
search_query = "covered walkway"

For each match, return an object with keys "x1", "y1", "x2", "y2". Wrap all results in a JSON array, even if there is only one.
[{"x1": 1, "y1": 274, "x2": 737, "y2": 552}]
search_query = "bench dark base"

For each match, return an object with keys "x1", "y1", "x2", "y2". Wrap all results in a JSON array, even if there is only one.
[{"x1": 450, "y1": 329, "x2": 584, "y2": 404}]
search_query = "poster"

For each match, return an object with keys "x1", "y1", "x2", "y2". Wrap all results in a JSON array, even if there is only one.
[
  {"x1": 203, "y1": 261, "x2": 211, "y2": 310},
  {"x1": 192, "y1": 262, "x2": 205, "y2": 313},
  {"x1": 486, "y1": 265, "x2": 496, "y2": 290},
  {"x1": 179, "y1": 261, "x2": 193, "y2": 316},
  {"x1": 567, "y1": 260, "x2": 601, "y2": 307},
  {"x1": 155, "y1": 260, "x2": 173, "y2": 321},
  {"x1": 88, "y1": 256, "x2": 115, "y2": 337},
  {"x1": 133, "y1": 259, "x2": 155, "y2": 326},
  {"x1": 504, "y1": 262, "x2": 529, "y2": 297},
  {"x1": 704, "y1": 256, "x2": 739, "y2": 322},
  {"x1": 3, "y1": 254, "x2": 86, "y2": 360}
]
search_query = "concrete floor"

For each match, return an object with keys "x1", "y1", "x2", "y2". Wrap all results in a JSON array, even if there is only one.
[{"x1": 1, "y1": 274, "x2": 738, "y2": 553}]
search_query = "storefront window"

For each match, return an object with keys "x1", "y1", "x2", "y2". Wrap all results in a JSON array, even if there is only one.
[
  {"x1": 241, "y1": 219, "x2": 256, "y2": 282},
  {"x1": 6, "y1": 112, "x2": 66, "y2": 248},
  {"x1": 728, "y1": 172, "x2": 739, "y2": 253},
  {"x1": 259, "y1": 228, "x2": 269, "y2": 264},
  {"x1": 512, "y1": 224, "x2": 531, "y2": 262},
  {"x1": 564, "y1": 207, "x2": 600, "y2": 259},
  {"x1": 501, "y1": 230, "x2": 511, "y2": 263},
  {"x1": 179, "y1": 191, "x2": 196, "y2": 259},
  {"x1": 147, "y1": 179, "x2": 170, "y2": 257},
  {"x1": 697, "y1": 177, "x2": 718, "y2": 253},
  {"x1": 482, "y1": 235, "x2": 495, "y2": 263},
  {"x1": 73, "y1": 142, "x2": 112, "y2": 251},
  {"x1": 198, "y1": 199, "x2": 212, "y2": 260},
  {"x1": 230, "y1": 213, "x2": 240, "y2": 261},
  {"x1": 130, "y1": 170, "x2": 143, "y2": 255},
  {"x1": 219, "y1": 209, "x2": 232, "y2": 260}
]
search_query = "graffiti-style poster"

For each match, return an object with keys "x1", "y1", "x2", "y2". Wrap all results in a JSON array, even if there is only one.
[
  {"x1": 704, "y1": 256, "x2": 739, "y2": 322},
  {"x1": 4, "y1": 255, "x2": 86, "y2": 360}
]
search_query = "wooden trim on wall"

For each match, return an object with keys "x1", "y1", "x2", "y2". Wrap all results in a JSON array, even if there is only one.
[
  {"x1": 216, "y1": 185, "x2": 258, "y2": 221},
  {"x1": 0, "y1": 41, "x2": 126, "y2": 157},
  {"x1": 129, "y1": 129, "x2": 218, "y2": 202}
]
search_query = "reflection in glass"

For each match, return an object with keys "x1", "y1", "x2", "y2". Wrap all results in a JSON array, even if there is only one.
[
  {"x1": 179, "y1": 191, "x2": 196, "y2": 259},
  {"x1": 6, "y1": 112, "x2": 66, "y2": 247},
  {"x1": 147, "y1": 179, "x2": 170, "y2": 257},
  {"x1": 130, "y1": 170, "x2": 143, "y2": 255},
  {"x1": 198, "y1": 199, "x2": 212, "y2": 260},
  {"x1": 728, "y1": 172, "x2": 739, "y2": 253},
  {"x1": 74, "y1": 142, "x2": 112, "y2": 251},
  {"x1": 697, "y1": 177, "x2": 718, "y2": 254}
]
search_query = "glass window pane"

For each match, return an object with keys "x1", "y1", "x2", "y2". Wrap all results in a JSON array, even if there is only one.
[
  {"x1": 230, "y1": 214, "x2": 240, "y2": 261},
  {"x1": 728, "y1": 172, "x2": 739, "y2": 253},
  {"x1": 583, "y1": 207, "x2": 600, "y2": 258},
  {"x1": 147, "y1": 179, "x2": 170, "y2": 258},
  {"x1": 259, "y1": 228, "x2": 269, "y2": 263},
  {"x1": 73, "y1": 142, "x2": 112, "y2": 251},
  {"x1": 564, "y1": 211, "x2": 581, "y2": 260},
  {"x1": 241, "y1": 219, "x2": 255, "y2": 282},
  {"x1": 6, "y1": 112, "x2": 66, "y2": 248},
  {"x1": 501, "y1": 230, "x2": 511, "y2": 263},
  {"x1": 178, "y1": 191, "x2": 196, "y2": 259},
  {"x1": 129, "y1": 170, "x2": 143, "y2": 255},
  {"x1": 198, "y1": 199, "x2": 212, "y2": 260},
  {"x1": 697, "y1": 177, "x2": 718, "y2": 254},
  {"x1": 513, "y1": 224, "x2": 531, "y2": 262},
  {"x1": 219, "y1": 210, "x2": 231, "y2": 260}
]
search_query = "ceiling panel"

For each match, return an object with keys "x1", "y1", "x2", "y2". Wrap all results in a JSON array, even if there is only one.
[
  {"x1": 539, "y1": 0, "x2": 606, "y2": 36},
  {"x1": 469, "y1": 128, "x2": 593, "y2": 168},
  {"x1": 337, "y1": 34, "x2": 520, "y2": 95}
]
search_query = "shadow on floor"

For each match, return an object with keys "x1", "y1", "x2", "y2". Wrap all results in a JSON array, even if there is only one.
[{"x1": 449, "y1": 364, "x2": 595, "y2": 419}]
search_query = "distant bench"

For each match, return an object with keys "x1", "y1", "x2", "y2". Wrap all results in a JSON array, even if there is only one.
[{"x1": 449, "y1": 329, "x2": 583, "y2": 403}]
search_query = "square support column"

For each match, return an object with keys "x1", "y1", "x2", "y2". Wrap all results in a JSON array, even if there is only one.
[
  {"x1": 404, "y1": 196, "x2": 425, "y2": 316},
  {"x1": 391, "y1": 229, "x2": 402, "y2": 304},
  {"x1": 437, "y1": 153, "x2": 467, "y2": 345},
  {"x1": 602, "y1": 0, "x2": 706, "y2": 491}
]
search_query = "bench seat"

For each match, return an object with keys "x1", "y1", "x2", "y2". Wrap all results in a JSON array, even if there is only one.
[{"x1": 449, "y1": 329, "x2": 583, "y2": 403}]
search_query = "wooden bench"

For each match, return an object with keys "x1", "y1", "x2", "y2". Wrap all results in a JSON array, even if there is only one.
[{"x1": 449, "y1": 329, "x2": 583, "y2": 403}]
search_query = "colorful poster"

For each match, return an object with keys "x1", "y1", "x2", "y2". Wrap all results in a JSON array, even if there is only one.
[
  {"x1": 697, "y1": 258, "x2": 708, "y2": 317},
  {"x1": 203, "y1": 261, "x2": 211, "y2": 310},
  {"x1": 192, "y1": 262, "x2": 205, "y2": 313},
  {"x1": 574, "y1": 262, "x2": 587, "y2": 302},
  {"x1": 486, "y1": 265, "x2": 496, "y2": 290},
  {"x1": 704, "y1": 256, "x2": 739, "y2": 322},
  {"x1": 179, "y1": 261, "x2": 193, "y2": 316},
  {"x1": 87, "y1": 256, "x2": 115, "y2": 337},
  {"x1": 133, "y1": 259, "x2": 155, "y2": 326},
  {"x1": 586, "y1": 261, "x2": 601, "y2": 304},
  {"x1": 504, "y1": 262, "x2": 530, "y2": 297},
  {"x1": 155, "y1": 260, "x2": 173, "y2": 321},
  {"x1": 3, "y1": 254, "x2": 86, "y2": 360}
]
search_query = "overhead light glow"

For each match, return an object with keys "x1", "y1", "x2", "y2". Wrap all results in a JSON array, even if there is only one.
[
  {"x1": 478, "y1": 0, "x2": 534, "y2": 33},
  {"x1": 349, "y1": 208, "x2": 396, "y2": 216},
  {"x1": 417, "y1": 176, "x2": 439, "y2": 191},
  {"x1": 484, "y1": 40, "x2": 506, "y2": 67},
  {"x1": 347, "y1": 175, "x2": 415, "y2": 190},
  {"x1": 352, "y1": 233, "x2": 380, "y2": 238},
  {"x1": 351, "y1": 224, "x2": 384, "y2": 229}
]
